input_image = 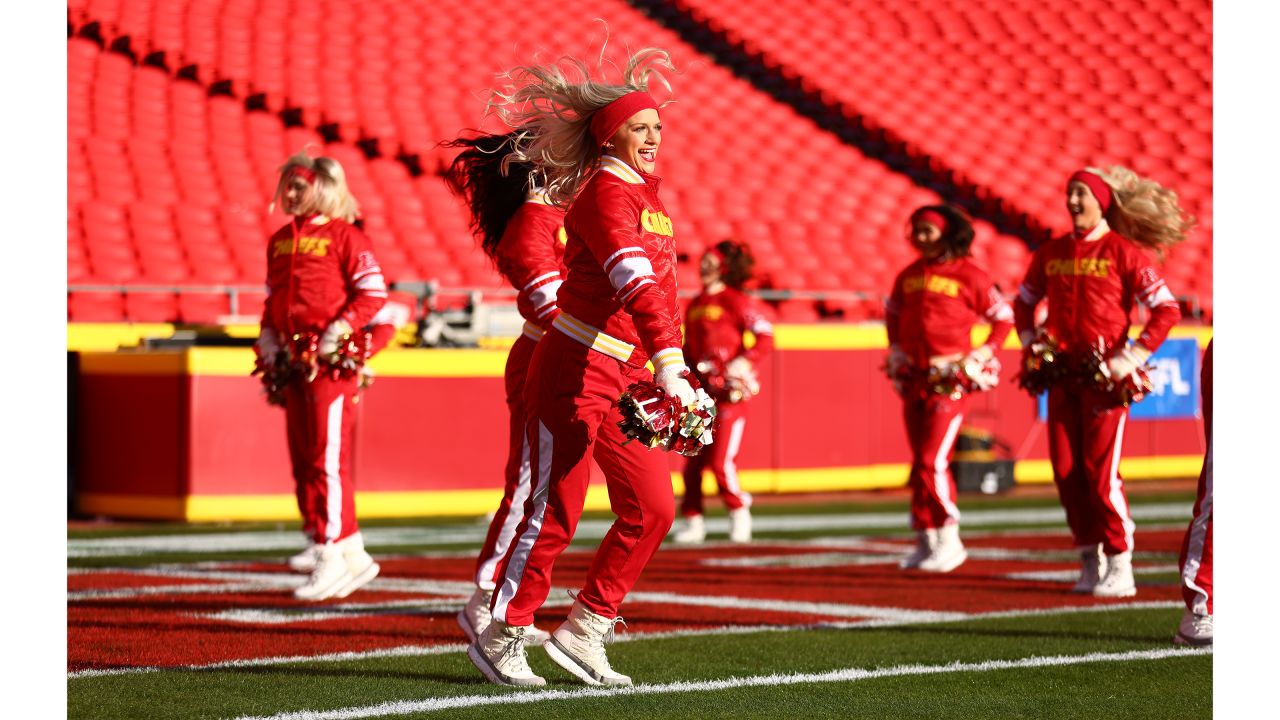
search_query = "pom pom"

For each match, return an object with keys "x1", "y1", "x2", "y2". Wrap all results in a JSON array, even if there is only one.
[{"x1": 618, "y1": 379, "x2": 717, "y2": 457}]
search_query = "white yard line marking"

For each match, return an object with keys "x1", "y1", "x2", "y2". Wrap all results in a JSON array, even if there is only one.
[
  {"x1": 624, "y1": 590, "x2": 968, "y2": 622},
  {"x1": 67, "y1": 600, "x2": 1180, "y2": 680},
  {"x1": 699, "y1": 544, "x2": 1179, "y2": 569},
  {"x1": 67, "y1": 504, "x2": 1195, "y2": 558},
  {"x1": 1005, "y1": 565, "x2": 1180, "y2": 583},
  {"x1": 227, "y1": 647, "x2": 1210, "y2": 720}
]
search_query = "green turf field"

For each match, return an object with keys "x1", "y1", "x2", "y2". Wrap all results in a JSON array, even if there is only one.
[{"x1": 67, "y1": 488, "x2": 1211, "y2": 719}]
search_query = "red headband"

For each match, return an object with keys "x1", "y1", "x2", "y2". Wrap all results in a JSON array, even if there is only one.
[
  {"x1": 287, "y1": 166, "x2": 317, "y2": 184},
  {"x1": 913, "y1": 210, "x2": 949, "y2": 234},
  {"x1": 1068, "y1": 170, "x2": 1112, "y2": 214},
  {"x1": 590, "y1": 92, "x2": 660, "y2": 145}
]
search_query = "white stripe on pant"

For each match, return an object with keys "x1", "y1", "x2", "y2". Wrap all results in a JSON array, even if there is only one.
[
  {"x1": 1181, "y1": 433, "x2": 1213, "y2": 615},
  {"x1": 933, "y1": 413, "x2": 963, "y2": 523},
  {"x1": 1106, "y1": 414, "x2": 1136, "y2": 552},
  {"x1": 476, "y1": 435, "x2": 532, "y2": 590},
  {"x1": 324, "y1": 395, "x2": 344, "y2": 543},
  {"x1": 492, "y1": 420, "x2": 552, "y2": 623}
]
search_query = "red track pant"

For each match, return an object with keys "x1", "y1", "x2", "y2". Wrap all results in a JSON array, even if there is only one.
[
  {"x1": 1179, "y1": 343, "x2": 1213, "y2": 615},
  {"x1": 491, "y1": 331, "x2": 675, "y2": 625},
  {"x1": 681, "y1": 400, "x2": 751, "y2": 515},
  {"x1": 473, "y1": 334, "x2": 538, "y2": 590},
  {"x1": 1046, "y1": 384, "x2": 1135, "y2": 555},
  {"x1": 284, "y1": 373, "x2": 361, "y2": 545},
  {"x1": 902, "y1": 389, "x2": 965, "y2": 530}
]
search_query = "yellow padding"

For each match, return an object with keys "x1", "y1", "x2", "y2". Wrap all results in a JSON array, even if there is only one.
[{"x1": 76, "y1": 452, "x2": 1202, "y2": 521}]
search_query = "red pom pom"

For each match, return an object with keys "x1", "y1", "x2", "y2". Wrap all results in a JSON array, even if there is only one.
[{"x1": 617, "y1": 379, "x2": 717, "y2": 456}]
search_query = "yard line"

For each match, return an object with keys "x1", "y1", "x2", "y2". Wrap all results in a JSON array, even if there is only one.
[
  {"x1": 1004, "y1": 565, "x2": 1180, "y2": 583},
  {"x1": 69, "y1": 566, "x2": 483, "y2": 601},
  {"x1": 624, "y1": 590, "x2": 969, "y2": 622},
  {"x1": 67, "y1": 503, "x2": 1194, "y2": 558},
  {"x1": 698, "y1": 545, "x2": 1178, "y2": 569},
  {"x1": 227, "y1": 646, "x2": 1210, "y2": 720},
  {"x1": 67, "y1": 600, "x2": 1180, "y2": 680}
]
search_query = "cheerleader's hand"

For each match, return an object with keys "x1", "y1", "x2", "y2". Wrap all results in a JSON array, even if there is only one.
[
  {"x1": 656, "y1": 366, "x2": 698, "y2": 408},
  {"x1": 725, "y1": 356, "x2": 760, "y2": 397},
  {"x1": 319, "y1": 318, "x2": 353, "y2": 357},
  {"x1": 1107, "y1": 344, "x2": 1151, "y2": 381},
  {"x1": 255, "y1": 327, "x2": 281, "y2": 363},
  {"x1": 961, "y1": 345, "x2": 999, "y2": 391}
]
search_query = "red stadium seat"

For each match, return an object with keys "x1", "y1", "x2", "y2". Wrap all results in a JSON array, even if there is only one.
[
  {"x1": 123, "y1": 291, "x2": 180, "y2": 322},
  {"x1": 176, "y1": 292, "x2": 232, "y2": 324},
  {"x1": 69, "y1": 291, "x2": 126, "y2": 322}
]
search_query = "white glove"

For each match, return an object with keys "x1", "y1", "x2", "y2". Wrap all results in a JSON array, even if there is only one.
[
  {"x1": 725, "y1": 356, "x2": 761, "y2": 397},
  {"x1": 1107, "y1": 344, "x2": 1151, "y2": 380},
  {"x1": 255, "y1": 327, "x2": 281, "y2": 360},
  {"x1": 961, "y1": 345, "x2": 1000, "y2": 392},
  {"x1": 657, "y1": 366, "x2": 698, "y2": 407},
  {"x1": 319, "y1": 318, "x2": 353, "y2": 357}
]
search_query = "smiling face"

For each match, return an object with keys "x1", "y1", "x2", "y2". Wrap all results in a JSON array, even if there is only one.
[
  {"x1": 1066, "y1": 180, "x2": 1104, "y2": 233},
  {"x1": 700, "y1": 251, "x2": 723, "y2": 288},
  {"x1": 281, "y1": 173, "x2": 316, "y2": 216},
  {"x1": 608, "y1": 108, "x2": 661, "y2": 174},
  {"x1": 910, "y1": 220, "x2": 946, "y2": 260}
]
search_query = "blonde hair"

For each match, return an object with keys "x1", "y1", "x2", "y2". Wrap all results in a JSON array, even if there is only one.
[
  {"x1": 270, "y1": 150, "x2": 360, "y2": 223},
  {"x1": 486, "y1": 46, "x2": 675, "y2": 208},
  {"x1": 1090, "y1": 165, "x2": 1195, "y2": 260}
]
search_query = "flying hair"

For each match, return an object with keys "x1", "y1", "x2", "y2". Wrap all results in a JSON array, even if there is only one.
[
  {"x1": 442, "y1": 129, "x2": 538, "y2": 261},
  {"x1": 1087, "y1": 165, "x2": 1195, "y2": 260},
  {"x1": 486, "y1": 33, "x2": 675, "y2": 208}
]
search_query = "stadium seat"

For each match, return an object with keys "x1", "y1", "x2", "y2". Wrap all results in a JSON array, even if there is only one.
[{"x1": 176, "y1": 292, "x2": 232, "y2": 324}]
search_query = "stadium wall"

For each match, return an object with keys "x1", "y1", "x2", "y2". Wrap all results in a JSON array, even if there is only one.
[{"x1": 70, "y1": 324, "x2": 1211, "y2": 521}]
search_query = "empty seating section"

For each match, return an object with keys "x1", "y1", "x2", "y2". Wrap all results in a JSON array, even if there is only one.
[
  {"x1": 67, "y1": 0, "x2": 1207, "y2": 324},
  {"x1": 675, "y1": 0, "x2": 1212, "y2": 313}
]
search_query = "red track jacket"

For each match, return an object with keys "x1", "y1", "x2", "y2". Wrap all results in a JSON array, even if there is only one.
[
  {"x1": 886, "y1": 256, "x2": 1015, "y2": 366},
  {"x1": 557, "y1": 155, "x2": 685, "y2": 373},
  {"x1": 263, "y1": 215, "x2": 387, "y2": 336},
  {"x1": 1014, "y1": 220, "x2": 1181, "y2": 355}
]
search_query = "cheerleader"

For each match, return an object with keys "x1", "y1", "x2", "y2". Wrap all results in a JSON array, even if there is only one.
[
  {"x1": 1014, "y1": 166, "x2": 1191, "y2": 597},
  {"x1": 442, "y1": 129, "x2": 568, "y2": 647},
  {"x1": 674, "y1": 240, "x2": 774, "y2": 544},
  {"x1": 884, "y1": 205, "x2": 1014, "y2": 573},
  {"x1": 1175, "y1": 339, "x2": 1212, "y2": 646},
  {"x1": 255, "y1": 150, "x2": 386, "y2": 601},
  {"x1": 468, "y1": 47, "x2": 700, "y2": 688}
]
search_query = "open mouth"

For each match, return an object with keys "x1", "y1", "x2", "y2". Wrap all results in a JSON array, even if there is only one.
[{"x1": 638, "y1": 148, "x2": 657, "y2": 163}]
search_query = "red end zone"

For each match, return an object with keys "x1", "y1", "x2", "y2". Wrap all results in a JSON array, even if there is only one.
[{"x1": 68, "y1": 529, "x2": 1185, "y2": 673}]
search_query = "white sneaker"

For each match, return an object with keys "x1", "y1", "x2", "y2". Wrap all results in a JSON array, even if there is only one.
[
  {"x1": 468, "y1": 620, "x2": 547, "y2": 687},
  {"x1": 900, "y1": 529, "x2": 938, "y2": 569},
  {"x1": 919, "y1": 524, "x2": 967, "y2": 573},
  {"x1": 457, "y1": 587, "x2": 493, "y2": 643},
  {"x1": 288, "y1": 543, "x2": 320, "y2": 574},
  {"x1": 673, "y1": 514, "x2": 706, "y2": 544},
  {"x1": 544, "y1": 599, "x2": 632, "y2": 686},
  {"x1": 332, "y1": 532, "x2": 380, "y2": 599},
  {"x1": 457, "y1": 587, "x2": 550, "y2": 645},
  {"x1": 1173, "y1": 608, "x2": 1213, "y2": 647},
  {"x1": 1071, "y1": 544, "x2": 1108, "y2": 593},
  {"x1": 728, "y1": 507, "x2": 752, "y2": 543},
  {"x1": 1093, "y1": 550, "x2": 1137, "y2": 598},
  {"x1": 294, "y1": 544, "x2": 349, "y2": 601}
]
